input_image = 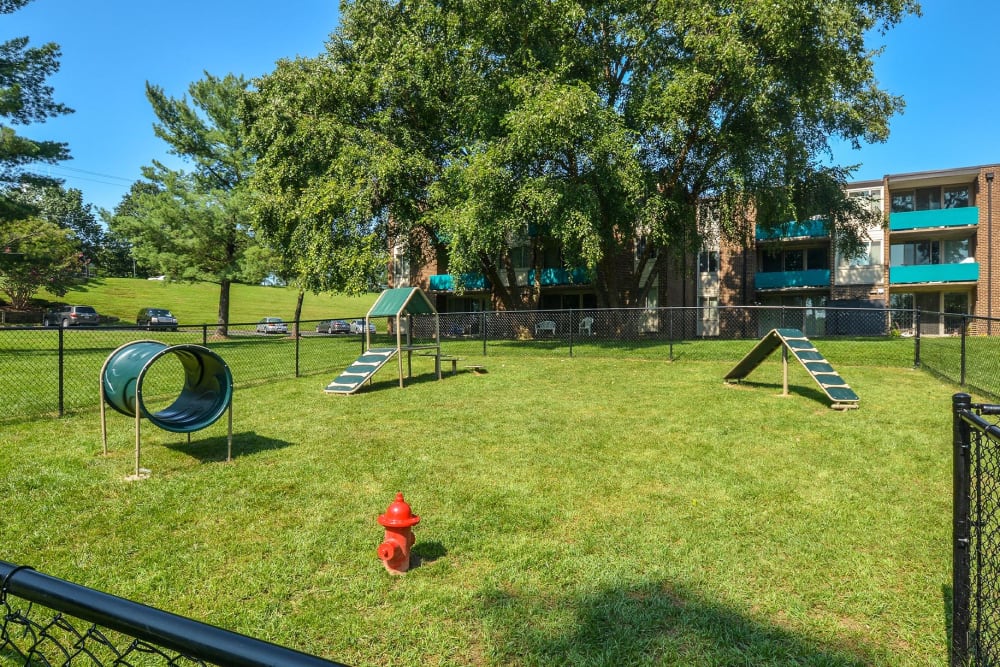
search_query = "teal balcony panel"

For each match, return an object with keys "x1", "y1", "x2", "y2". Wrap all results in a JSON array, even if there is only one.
[
  {"x1": 889, "y1": 262, "x2": 979, "y2": 284},
  {"x1": 755, "y1": 269, "x2": 831, "y2": 290},
  {"x1": 889, "y1": 206, "x2": 979, "y2": 231},
  {"x1": 527, "y1": 267, "x2": 591, "y2": 286},
  {"x1": 428, "y1": 273, "x2": 490, "y2": 291},
  {"x1": 756, "y1": 219, "x2": 828, "y2": 241}
]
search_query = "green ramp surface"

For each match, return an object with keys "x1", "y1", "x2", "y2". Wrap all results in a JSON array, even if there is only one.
[
  {"x1": 724, "y1": 328, "x2": 859, "y2": 408},
  {"x1": 325, "y1": 348, "x2": 398, "y2": 395}
]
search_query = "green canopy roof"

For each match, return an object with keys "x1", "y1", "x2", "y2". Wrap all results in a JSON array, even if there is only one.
[{"x1": 367, "y1": 287, "x2": 438, "y2": 318}]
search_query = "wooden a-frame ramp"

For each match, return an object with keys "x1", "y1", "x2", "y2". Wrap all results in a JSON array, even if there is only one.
[{"x1": 724, "y1": 328, "x2": 859, "y2": 410}]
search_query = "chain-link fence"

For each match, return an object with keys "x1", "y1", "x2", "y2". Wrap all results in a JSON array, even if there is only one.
[
  {"x1": 7, "y1": 306, "x2": 1000, "y2": 422},
  {"x1": 0, "y1": 559, "x2": 347, "y2": 666},
  {"x1": 952, "y1": 394, "x2": 1000, "y2": 666},
  {"x1": 0, "y1": 318, "x2": 379, "y2": 422},
  {"x1": 917, "y1": 312, "x2": 1000, "y2": 402}
]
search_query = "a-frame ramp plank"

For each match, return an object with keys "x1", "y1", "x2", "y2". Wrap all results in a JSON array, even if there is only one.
[
  {"x1": 725, "y1": 328, "x2": 859, "y2": 409},
  {"x1": 723, "y1": 330, "x2": 784, "y2": 382},
  {"x1": 325, "y1": 348, "x2": 398, "y2": 394}
]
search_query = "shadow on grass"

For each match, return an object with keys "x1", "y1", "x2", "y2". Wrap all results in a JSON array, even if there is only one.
[
  {"x1": 726, "y1": 379, "x2": 837, "y2": 408},
  {"x1": 164, "y1": 431, "x2": 293, "y2": 462},
  {"x1": 411, "y1": 540, "x2": 448, "y2": 568},
  {"x1": 479, "y1": 580, "x2": 878, "y2": 665}
]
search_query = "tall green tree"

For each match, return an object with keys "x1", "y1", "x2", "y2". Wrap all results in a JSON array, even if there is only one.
[
  {"x1": 109, "y1": 73, "x2": 266, "y2": 336},
  {"x1": 0, "y1": 0, "x2": 73, "y2": 223},
  {"x1": 249, "y1": 0, "x2": 915, "y2": 309},
  {"x1": 242, "y1": 57, "x2": 391, "y2": 327}
]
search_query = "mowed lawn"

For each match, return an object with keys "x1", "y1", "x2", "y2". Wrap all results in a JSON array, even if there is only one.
[{"x1": 1, "y1": 351, "x2": 959, "y2": 666}]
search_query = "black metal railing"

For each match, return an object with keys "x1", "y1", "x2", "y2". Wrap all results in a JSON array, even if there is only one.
[
  {"x1": 0, "y1": 560, "x2": 348, "y2": 666},
  {"x1": 952, "y1": 394, "x2": 1000, "y2": 666}
]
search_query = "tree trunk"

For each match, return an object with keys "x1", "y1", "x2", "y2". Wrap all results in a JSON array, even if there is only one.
[{"x1": 216, "y1": 278, "x2": 231, "y2": 337}]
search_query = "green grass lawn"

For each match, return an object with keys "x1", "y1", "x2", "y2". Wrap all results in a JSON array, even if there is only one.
[
  {"x1": 34, "y1": 277, "x2": 379, "y2": 325},
  {"x1": 1, "y1": 351, "x2": 961, "y2": 666}
]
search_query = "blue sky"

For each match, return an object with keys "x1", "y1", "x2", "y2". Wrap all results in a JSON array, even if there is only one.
[{"x1": 11, "y1": 0, "x2": 1000, "y2": 213}]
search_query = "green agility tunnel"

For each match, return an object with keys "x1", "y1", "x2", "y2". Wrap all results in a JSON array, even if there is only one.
[{"x1": 101, "y1": 341, "x2": 233, "y2": 433}]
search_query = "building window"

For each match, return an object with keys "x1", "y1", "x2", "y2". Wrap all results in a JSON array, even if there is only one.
[
  {"x1": 807, "y1": 247, "x2": 829, "y2": 270},
  {"x1": 839, "y1": 240, "x2": 881, "y2": 267},
  {"x1": 890, "y1": 238, "x2": 971, "y2": 266},
  {"x1": 944, "y1": 187, "x2": 969, "y2": 208},
  {"x1": 761, "y1": 249, "x2": 782, "y2": 272},
  {"x1": 759, "y1": 247, "x2": 827, "y2": 272},
  {"x1": 698, "y1": 250, "x2": 720, "y2": 273},
  {"x1": 891, "y1": 185, "x2": 971, "y2": 213}
]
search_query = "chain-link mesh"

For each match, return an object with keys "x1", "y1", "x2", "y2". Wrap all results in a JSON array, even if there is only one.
[
  {"x1": 11, "y1": 305, "x2": 1000, "y2": 422},
  {"x1": 1, "y1": 596, "x2": 205, "y2": 665},
  {"x1": 954, "y1": 401, "x2": 1000, "y2": 666}
]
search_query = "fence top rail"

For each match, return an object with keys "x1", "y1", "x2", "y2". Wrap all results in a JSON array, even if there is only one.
[{"x1": 0, "y1": 560, "x2": 348, "y2": 667}]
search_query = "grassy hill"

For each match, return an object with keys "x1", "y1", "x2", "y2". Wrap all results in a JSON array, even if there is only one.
[{"x1": 35, "y1": 277, "x2": 380, "y2": 325}]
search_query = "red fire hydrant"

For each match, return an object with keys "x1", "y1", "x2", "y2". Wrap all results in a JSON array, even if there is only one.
[{"x1": 377, "y1": 492, "x2": 420, "y2": 574}]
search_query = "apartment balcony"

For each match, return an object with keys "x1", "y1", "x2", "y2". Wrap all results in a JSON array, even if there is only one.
[
  {"x1": 889, "y1": 207, "x2": 979, "y2": 231},
  {"x1": 889, "y1": 262, "x2": 979, "y2": 285},
  {"x1": 428, "y1": 273, "x2": 490, "y2": 291},
  {"x1": 834, "y1": 264, "x2": 885, "y2": 287},
  {"x1": 756, "y1": 219, "x2": 828, "y2": 241},
  {"x1": 527, "y1": 267, "x2": 591, "y2": 286},
  {"x1": 755, "y1": 269, "x2": 831, "y2": 290}
]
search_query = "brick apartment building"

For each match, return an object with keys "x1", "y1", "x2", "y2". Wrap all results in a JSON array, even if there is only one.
[{"x1": 389, "y1": 163, "x2": 1000, "y2": 336}]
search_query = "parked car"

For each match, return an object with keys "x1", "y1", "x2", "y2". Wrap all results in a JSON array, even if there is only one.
[
  {"x1": 256, "y1": 317, "x2": 288, "y2": 334},
  {"x1": 316, "y1": 319, "x2": 351, "y2": 334},
  {"x1": 136, "y1": 307, "x2": 178, "y2": 330},
  {"x1": 350, "y1": 319, "x2": 376, "y2": 334},
  {"x1": 42, "y1": 305, "x2": 100, "y2": 328}
]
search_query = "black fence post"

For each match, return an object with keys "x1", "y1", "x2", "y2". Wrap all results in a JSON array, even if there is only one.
[
  {"x1": 953, "y1": 392, "x2": 973, "y2": 666},
  {"x1": 569, "y1": 309, "x2": 575, "y2": 358},
  {"x1": 482, "y1": 312, "x2": 488, "y2": 357},
  {"x1": 668, "y1": 308, "x2": 674, "y2": 361},
  {"x1": 57, "y1": 327, "x2": 64, "y2": 417},
  {"x1": 202, "y1": 324, "x2": 208, "y2": 346},
  {"x1": 960, "y1": 317, "x2": 968, "y2": 387},
  {"x1": 295, "y1": 322, "x2": 301, "y2": 377},
  {"x1": 914, "y1": 310, "x2": 922, "y2": 368}
]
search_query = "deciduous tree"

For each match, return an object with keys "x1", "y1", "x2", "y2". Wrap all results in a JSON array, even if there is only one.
[{"x1": 248, "y1": 0, "x2": 917, "y2": 309}]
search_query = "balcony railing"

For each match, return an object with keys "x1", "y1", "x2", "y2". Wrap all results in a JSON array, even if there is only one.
[
  {"x1": 756, "y1": 219, "x2": 828, "y2": 241},
  {"x1": 755, "y1": 269, "x2": 831, "y2": 290},
  {"x1": 429, "y1": 273, "x2": 490, "y2": 291},
  {"x1": 889, "y1": 206, "x2": 979, "y2": 231},
  {"x1": 889, "y1": 262, "x2": 980, "y2": 284}
]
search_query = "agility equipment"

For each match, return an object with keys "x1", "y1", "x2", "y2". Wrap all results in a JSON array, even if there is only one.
[
  {"x1": 724, "y1": 328, "x2": 859, "y2": 410},
  {"x1": 100, "y1": 340, "x2": 234, "y2": 479}
]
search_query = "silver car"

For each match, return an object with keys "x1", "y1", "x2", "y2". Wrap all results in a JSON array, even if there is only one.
[{"x1": 256, "y1": 317, "x2": 288, "y2": 334}]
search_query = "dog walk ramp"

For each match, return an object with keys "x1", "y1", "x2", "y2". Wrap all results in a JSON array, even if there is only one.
[
  {"x1": 725, "y1": 328, "x2": 859, "y2": 410},
  {"x1": 325, "y1": 348, "x2": 398, "y2": 394}
]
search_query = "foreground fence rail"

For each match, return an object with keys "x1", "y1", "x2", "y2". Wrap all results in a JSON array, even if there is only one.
[
  {"x1": 952, "y1": 393, "x2": 1000, "y2": 666},
  {"x1": 0, "y1": 560, "x2": 348, "y2": 666}
]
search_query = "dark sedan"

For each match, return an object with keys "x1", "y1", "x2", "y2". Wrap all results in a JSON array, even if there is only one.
[{"x1": 316, "y1": 319, "x2": 351, "y2": 334}]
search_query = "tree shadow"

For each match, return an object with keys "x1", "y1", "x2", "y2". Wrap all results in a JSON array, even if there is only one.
[
  {"x1": 479, "y1": 580, "x2": 882, "y2": 665},
  {"x1": 163, "y1": 431, "x2": 293, "y2": 463}
]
